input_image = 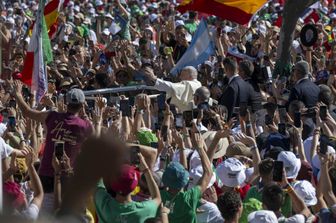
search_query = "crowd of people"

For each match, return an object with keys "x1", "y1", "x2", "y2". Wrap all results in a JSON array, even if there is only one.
[{"x1": 1, "y1": 0, "x2": 336, "y2": 222}]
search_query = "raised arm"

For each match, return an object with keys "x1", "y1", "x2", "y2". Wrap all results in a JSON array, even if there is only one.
[
  {"x1": 282, "y1": 170, "x2": 311, "y2": 218},
  {"x1": 13, "y1": 81, "x2": 49, "y2": 123},
  {"x1": 319, "y1": 153, "x2": 336, "y2": 207},
  {"x1": 26, "y1": 147, "x2": 44, "y2": 209},
  {"x1": 139, "y1": 153, "x2": 161, "y2": 205},
  {"x1": 191, "y1": 125, "x2": 212, "y2": 193}
]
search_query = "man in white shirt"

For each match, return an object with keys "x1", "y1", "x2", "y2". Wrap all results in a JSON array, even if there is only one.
[{"x1": 144, "y1": 66, "x2": 202, "y2": 112}]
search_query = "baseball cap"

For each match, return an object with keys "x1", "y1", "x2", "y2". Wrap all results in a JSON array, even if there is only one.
[
  {"x1": 74, "y1": 13, "x2": 84, "y2": 21},
  {"x1": 110, "y1": 165, "x2": 139, "y2": 196},
  {"x1": 226, "y1": 142, "x2": 252, "y2": 158},
  {"x1": 187, "y1": 165, "x2": 216, "y2": 189},
  {"x1": 293, "y1": 180, "x2": 317, "y2": 206},
  {"x1": 216, "y1": 157, "x2": 246, "y2": 187},
  {"x1": 66, "y1": 88, "x2": 85, "y2": 104},
  {"x1": 202, "y1": 131, "x2": 229, "y2": 159},
  {"x1": 162, "y1": 162, "x2": 189, "y2": 189},
  {"x1": 12, "y1": 72, "x2": 22, "y2": 80},
  {"x1": 3, "y1": 181, "x2": 26, "y2": 209},
  {"x1": 175, "y1": 20, "x2": 185, "y2": 27},
  {"x1": 277, "y1": 151, "x2": 301, "y2": 179},
  {"x1": 248, "y1": 210, "x2": 277, "y2": 223}
]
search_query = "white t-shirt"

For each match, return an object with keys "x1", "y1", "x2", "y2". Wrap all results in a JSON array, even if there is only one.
[
  {"x1": 303, "y1": 136, "x2": 313, "y2": 164},
  {"x1": 20, "y1": 203, "x2": 40, "y2": 221},
  {"x1": 197, "y1": 201, "x2": 224, "y2": 223},
  {"x1": 278, "y1": 214, "x2": 305, "y2": 223},
  {"x1": 0, "y1": 137, "x2": 13, "y2": 159}
]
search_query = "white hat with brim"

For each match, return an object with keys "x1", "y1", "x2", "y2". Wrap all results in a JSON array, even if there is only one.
[
  {"x1": 202, "y1": 131, "x2": 229, "y2": 159},
  {"x1": 248, "y1": 210, "x2": 277, "y2": 223},
  {"x1": 293, "y1": 180, "x2": 317, "y2": 206},
  {"x1": 277, "y1": 151, "x2": 301, "y2": 179},
  {"x1": 216, "y1": 157, "x2": 246, "y2": 187},
  {"x1": 188, "y1": 165, "x2": 216, "y2": 189}
]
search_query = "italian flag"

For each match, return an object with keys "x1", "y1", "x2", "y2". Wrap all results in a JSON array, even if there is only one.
[{"x1": 21, "y1": 0, "x2": 53, "y2": 102}]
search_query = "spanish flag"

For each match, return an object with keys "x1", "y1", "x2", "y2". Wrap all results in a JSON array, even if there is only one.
[
  {"x1": 177, "y1": 0, "x2": 268, "y2": 25},
  {"x1": 30, "y1": 0, "x2": 60, "y2": 38}
]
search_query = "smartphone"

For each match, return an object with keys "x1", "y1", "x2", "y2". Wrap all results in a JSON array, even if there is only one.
[
  {"x1": 130, "y1": 146, "x2": 140, "y2": 165},
  {"x1": 175, "y1": 114, "x2": 183, "y2": 129},
  {"x1": 273, "y1": 161, "x2": 283, "y2": 182},
  {"x1": 320, "y1": 135, "x2": 329, "y2": 155},
  {"x1": 294, "y1": 112, "x2": 301, "y2": 128},
  {"x1": 320, "y1": 105, "x2": 327, "y2": 120},
  {"x1": 183, "y1": 111, "x2": 193, "y2": 128},
  {"x1": 278, "y1": 108, "x2": 287, "y2": 123},
  {"x1": 120, "y1": 100, "x2": 131, "y2": 117},
  {"x1": 161, "y1": 125, "x2": 168, "y2": 142},
  {"x1": 233, "y1": 107, "x2": 240, "y2": 115},
  {"x1": 265, "y1": 114, "x2": 273, "y2": 125},
  {"x1": 170, "y1": 104, "x2": 176, "y2": 115},
  {"x1": 129, "y1": 96, "x2": 135, "y2": 107},
  {"x1": 192, "y1": 109, "x2": 199, "y2": 119},
  {"x1": 278, "y1": 123, "x2": 286, "y2": 135},
  {"x1": 54, "y1": 142, "x2": 65, "y2": 160},
  {"x1": 239, "y1": 103, "x2": 248, "y2": 117},
  {"x1": 9, "y1": 99, "x2": 16, "y2": 108},
  {"x1": 87, "y1": 100, "x2": 95, "y2": 110},
  {"x1": 157, "y1": 112, "x2": 164, "y2": 129},
  {"x1": 150, "y1": 142, "x2": 158, "y2": 149},
  {"x1": 8, "y1": 116, "x2": 16, "y2": 129},
  {"x1": 157, "y1": 93, "x2": 166, "y2": 111}
]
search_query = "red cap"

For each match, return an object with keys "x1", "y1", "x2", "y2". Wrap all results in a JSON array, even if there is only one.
[
  {"x1": 3, "y1": 181, "x2": 26, "y2": 209},
  {"x1": 12, "y1": 72, "x2": 22, "y2": 80},
  {"x1": 110, "y1": 165, "x2": 139, "y2": 196}
]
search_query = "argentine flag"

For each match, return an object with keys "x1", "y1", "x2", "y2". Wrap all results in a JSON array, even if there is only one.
[{"x1": 170, "y1": 19, "x2": 215, "y2": 76}]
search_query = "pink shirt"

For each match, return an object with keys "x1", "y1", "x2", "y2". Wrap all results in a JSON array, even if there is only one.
[{"x1": 39, "y1": 112, "x2": 92, "y2": 177}]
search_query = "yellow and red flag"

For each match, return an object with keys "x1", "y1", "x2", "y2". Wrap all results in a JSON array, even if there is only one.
[
  {"x1": 29, "y1": 0, "x2": 61, "y2": 38},
  {"x1": 177, "y1": 0, "x2": 268, "y2": 25}
]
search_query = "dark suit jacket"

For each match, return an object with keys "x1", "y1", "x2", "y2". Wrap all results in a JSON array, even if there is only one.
[
  {"x1": 245, "y1": 78, "x2": 263, "y2": 112},
  {"x1": 287, "y1": 78, "x2": 320, "y2": 108},
  {"x1": 219, "y1": 76, "x2": 250, "y2": 118}
]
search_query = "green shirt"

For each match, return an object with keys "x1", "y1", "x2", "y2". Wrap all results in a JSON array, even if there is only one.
[
  {"x1": 95, "y1": 180, "x2": 158, "y2": 223},
  {"x1": 160, "y1": 186, "x2": 202, "y2": 223},
  {"x1": 244, "y1": 185, "x2": 292, "y2": 217},
  {"x1": 184, "y1": 22, "x2": 198, "y2": 35}
]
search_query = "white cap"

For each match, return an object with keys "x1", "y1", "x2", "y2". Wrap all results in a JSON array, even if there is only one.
[
  {"x1": 96, "y1": 0, "x2": 103, "y2": 6},
  {"x1": 175, "y1": 20, "x2": 185, "y2": 27},
  {"x1": 188, "y1": 165, "x2": 216, "y2": 189},
  {"x1": 74, "y1": 5, "x2": 80, "y2": 12},
  {"x1": 312, "y1": 146, "x2": 335, "y2": 170},
  {"x1": 277, "y1": 151, "x2": 301, "y2": 179},
  {"x1": 248, "y1": 210, "x2": 277, "y2": 223},
  {"x1": 330, "y1": 13, "x2": 336, "y2": 19},
  {"x1": 105, "y1": 13, "x2": 113, "y2": 20},
  {"x1": 149, "y1": 13, "x2": 158, "y2": 22},
  {"x1": 293, "y1": 180, "x2": 317, "y2": 206},
  {"x1": 5, "y1": 17, "x2": 15, "y2": 24},
  {"x1": 216, "y1": 157, "x2": 246, "y2": 187},
  {"x1": 102, "y1": 28, "x2": 110, "y2": 36}
]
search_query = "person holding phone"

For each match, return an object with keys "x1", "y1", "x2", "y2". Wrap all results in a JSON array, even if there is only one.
[{"x1": 13, "y1": 81, "x2": 93, "y2": 212}]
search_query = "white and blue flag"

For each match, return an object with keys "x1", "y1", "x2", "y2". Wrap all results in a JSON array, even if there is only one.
[{"x1": 170, "y1": 19, "x2": 215, "y2": 76}]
